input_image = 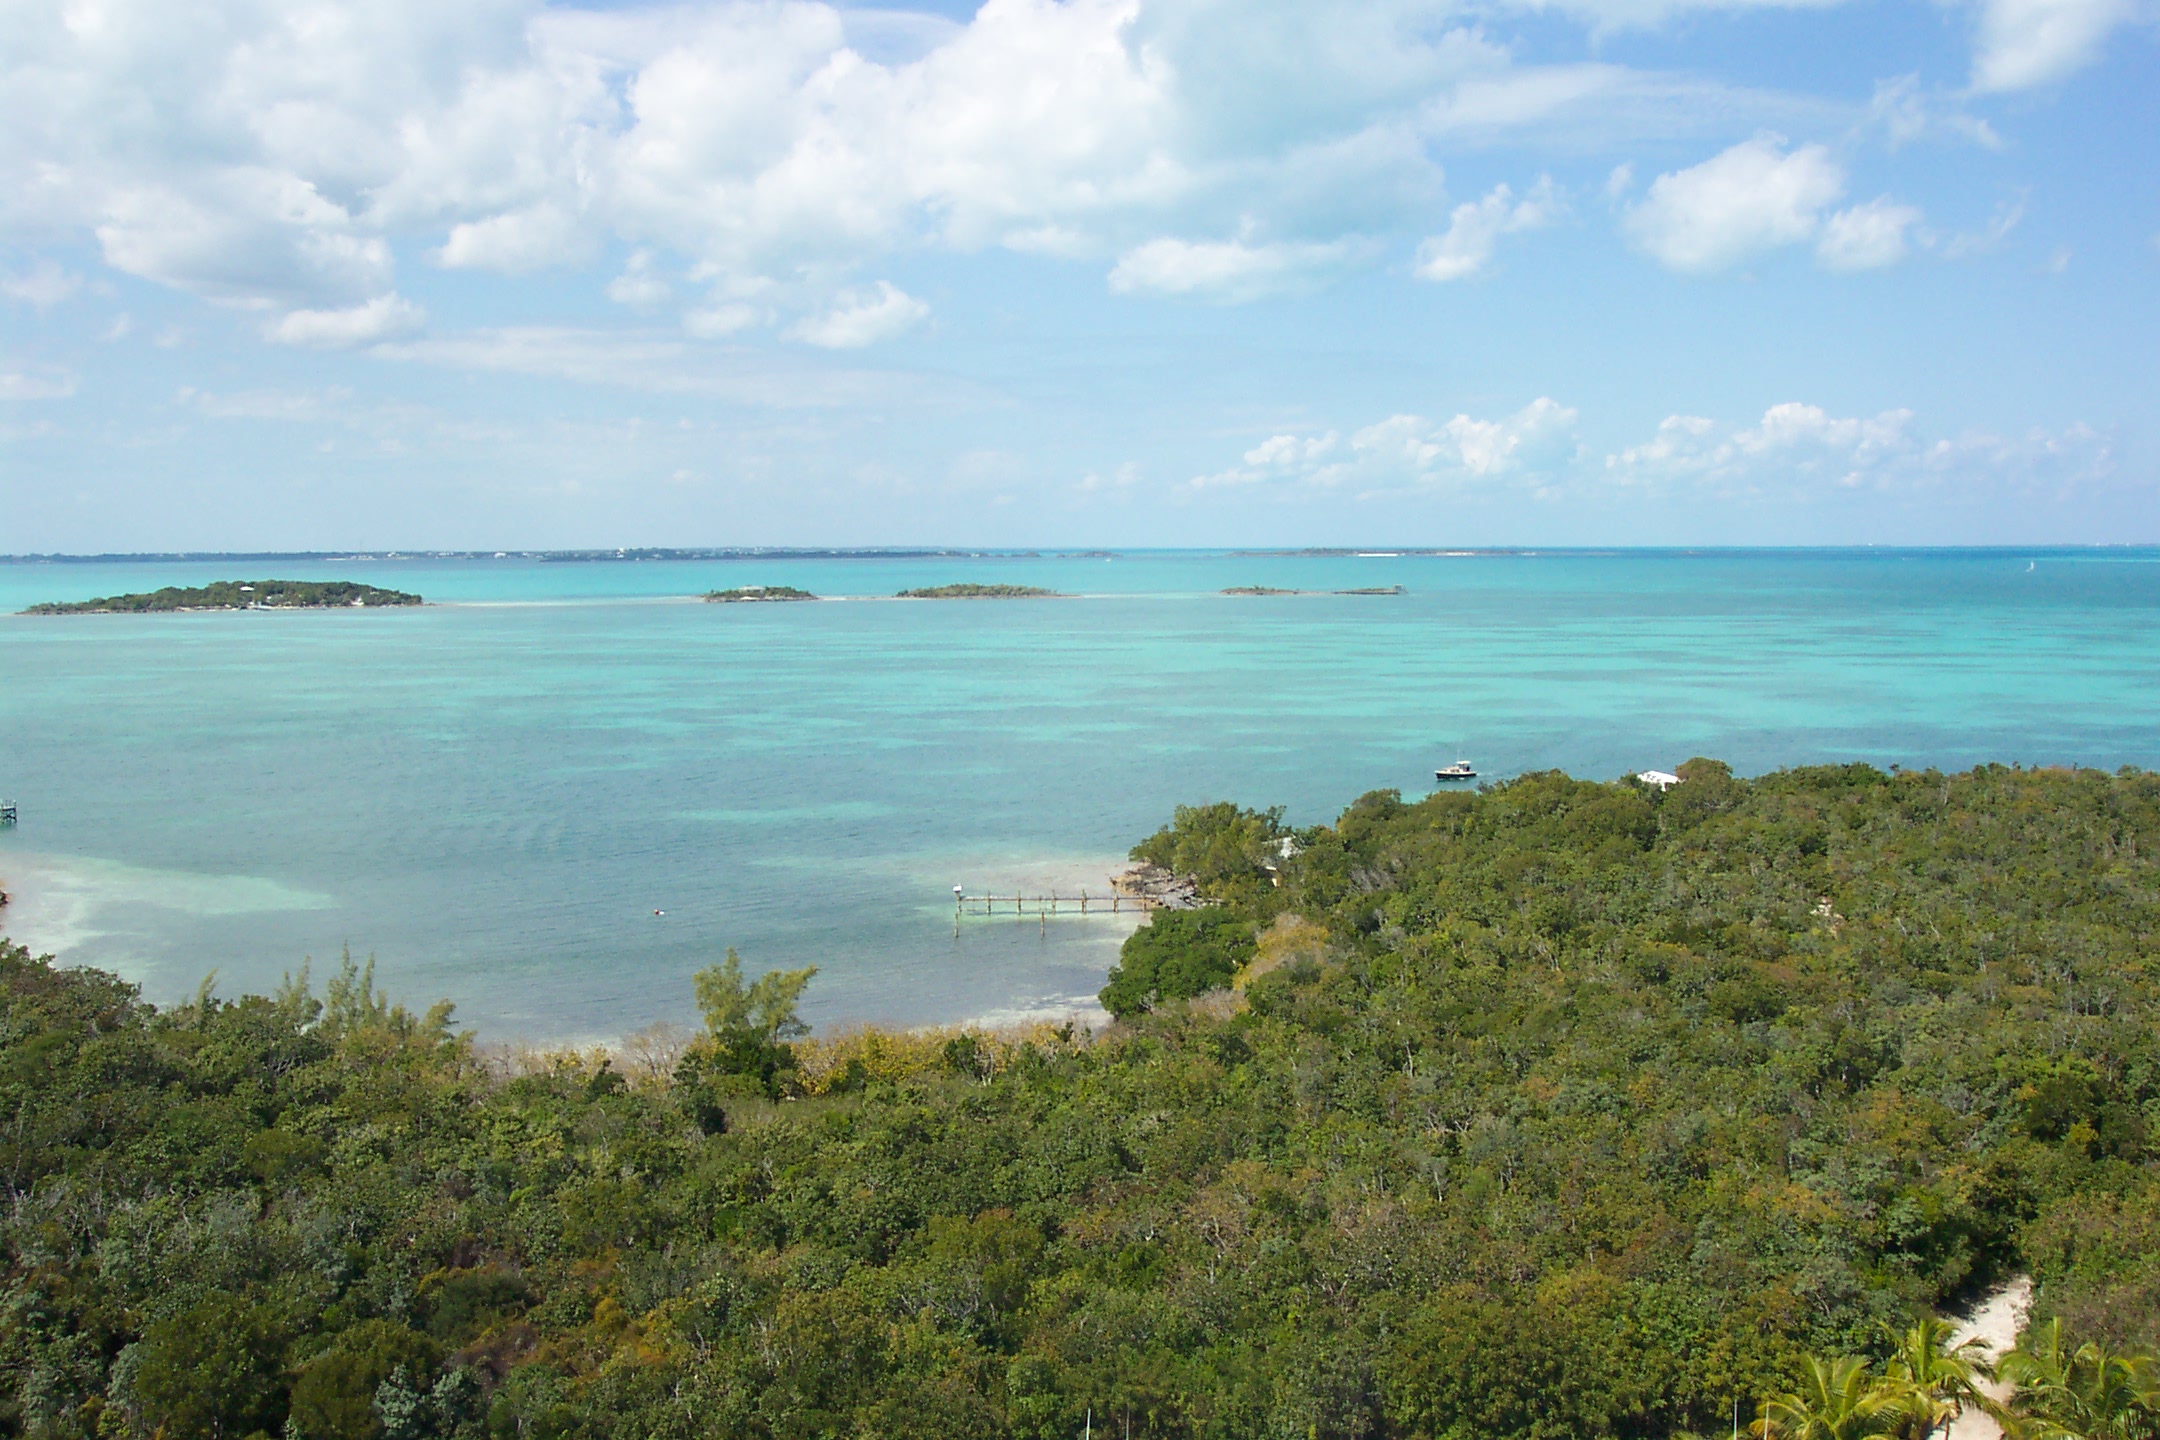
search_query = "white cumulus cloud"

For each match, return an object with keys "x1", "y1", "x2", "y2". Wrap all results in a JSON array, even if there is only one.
[
  {"x1": 1971, "y1": 0, "x2": 2136, "y2": 91},
  {"x1": 1624, "y1": 136, "x2": 1844, "y2": 273},
  {"x1": 784, "y1": 282, "x2": 929, "y2": 349},
  {"x1": 1201, "y1": 396, "x2": 2117, "y2": 505},
  {"x1": 0, "y1": 0, "x2": 1878, "y2": 346},
  {"x1": 1198, "y1": 397, "x2": 1580, "y2": 489},
  {"x1": 1108, "y1": 236, "x2": 1364, "y2": 301},
  {"x1": 267, "y1": 293, "x2": 427, "y2": 347},
  {"x1": 437, "y1": 205, "x2": 597, "y2": 274},
  {"x1": 84, "y1": 173, "x2": 398, "y2": 309},
  {"x1": 1607, "y1": 401, "x2": 2112, "y2": 494},
  {"x1": 1816, "y1": 197, "x2": 1925, "y2": 270},
  {"x1": 1244, "y1": 432, "x2": 1340, "y2": 467},
  {"x1": 1414, "y1": 178, "x2": 1563, "y2": 282}
]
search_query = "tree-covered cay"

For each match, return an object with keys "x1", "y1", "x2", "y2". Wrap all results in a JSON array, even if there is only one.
[
  {"x1": 4, "y1": 759, "x2": 2160, "y2": 1439},
  {"x1": 704, "y1": 587, "x2": 818, "y2": 603},
  {"x1": 25, "y1": 580, "x2": 422, "y2": 613}
]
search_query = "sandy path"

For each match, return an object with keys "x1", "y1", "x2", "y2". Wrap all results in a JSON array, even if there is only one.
[{"x1": 1945, "y1": 1276, "x2": 2033, "y2": 1440}]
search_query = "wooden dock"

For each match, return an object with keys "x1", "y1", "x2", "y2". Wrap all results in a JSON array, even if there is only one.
[{"x1": 955, "y1": 890, "x2": 1159, "y2": 917}]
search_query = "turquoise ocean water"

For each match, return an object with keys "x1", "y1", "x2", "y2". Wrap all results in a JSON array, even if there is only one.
[{"x1": 1, "y1": 549, "x2": 2155, "y2": 1042}]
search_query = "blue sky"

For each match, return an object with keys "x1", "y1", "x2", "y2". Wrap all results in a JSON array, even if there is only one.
[{"x1": 1, "y1": 0, "x2": 2154, "y2": 550}]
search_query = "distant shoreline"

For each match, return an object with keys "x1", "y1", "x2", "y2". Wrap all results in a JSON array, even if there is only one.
[{"x1": 5, "y1": 545, "x2": 2152, "y2": 565}]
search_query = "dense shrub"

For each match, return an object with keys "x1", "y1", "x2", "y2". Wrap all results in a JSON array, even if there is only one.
[
  {"x1": 1098, "y1": 910, "x2": 1258, "y2": 1017},
  {"x1": 4, "y1": 762, "x2": 2160, "y2": 1439}
]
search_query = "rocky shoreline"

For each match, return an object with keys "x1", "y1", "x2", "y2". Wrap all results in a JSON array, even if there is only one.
[{"x1": 1109, "y1": 862, "x2": 1203, "y2": 909}]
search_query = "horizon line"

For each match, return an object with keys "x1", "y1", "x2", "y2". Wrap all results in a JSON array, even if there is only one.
[{"x1": 6, "y1": 544, "x2": 2160, "y2": 564}]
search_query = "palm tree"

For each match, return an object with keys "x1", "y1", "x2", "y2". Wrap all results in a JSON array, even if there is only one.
[
  {"x1": 1878, "y1": 1316, "x2": 1993, "y2": 1439},
  {"x1": 1994, "y1": 1318, "x2": 2160, "y2": 1440},
  {"x1": 1755, "y1": 1356, "x2": 1910, "y2": 1440}
]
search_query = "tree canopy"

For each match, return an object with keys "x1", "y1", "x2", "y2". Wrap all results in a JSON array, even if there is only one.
[
  {"x1": 4, "y1": 761, "x2": 2160, "y2": 1439},
  {"x1": 24, "y1": 580, "x2": 421, "y2": 613}
]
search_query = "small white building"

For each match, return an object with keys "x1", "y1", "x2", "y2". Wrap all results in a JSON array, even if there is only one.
[{"x1": 1637, "y1": 770, "x2": 1681, "y2": 790}]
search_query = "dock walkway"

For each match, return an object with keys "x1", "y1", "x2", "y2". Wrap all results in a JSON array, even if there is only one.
[{"x1": 955, "y1": 890, "x2": 1157, "y2": 917}]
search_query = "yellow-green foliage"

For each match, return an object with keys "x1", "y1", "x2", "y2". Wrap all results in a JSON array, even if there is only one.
[
  {"x1": 792, "y1": 1022, "x2": 1092, "y2": 1096},
  {"x1": 793, "y1": 1024, "x2": 955, "y2": 1094},
  {"x1": 1236, "y1": 913, "x2": 1331, "y2": 988}
]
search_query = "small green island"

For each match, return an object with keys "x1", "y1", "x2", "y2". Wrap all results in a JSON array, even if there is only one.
[
  {"x1": 1222, "y1": 585, "x2": 1305, "y2": 595},
  {"x1": 24, "y1": 580, "x2": 422, "y2": 614},
  {"x1": 1334, "y1": 584, "x2": 1405, "y2": 595},
  {"x1": 895, "y1": 583, "x2": 1060, "y2": 599},
  {"x1": 703, "y1": 585, "x2": 818, "y2": 603}
]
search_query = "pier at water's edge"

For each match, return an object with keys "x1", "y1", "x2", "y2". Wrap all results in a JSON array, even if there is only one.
[{"x1": 950, "y1": 863, "x2": 1210, "y2": 920}]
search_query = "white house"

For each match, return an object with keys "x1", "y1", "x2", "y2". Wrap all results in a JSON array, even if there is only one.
[{"x1": 1637, "y1": 770, "x2": 1681, "y2": 789}]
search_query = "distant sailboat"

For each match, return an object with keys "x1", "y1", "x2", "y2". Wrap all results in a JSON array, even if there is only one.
[{"x1": 1434, "y1": 760, "x2": 1477, "y2": 780}]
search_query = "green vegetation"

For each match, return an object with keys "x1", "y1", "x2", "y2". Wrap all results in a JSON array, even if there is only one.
[
  {"x1": 895, "y1": 584, "x2": 1059, "y2": 599},
  {"x1": 25, "y1": 580, "x2": 422, "y2": 613},
  {"x1": 704, "y1": 586, "x2": 818, "y2": 603},
  {"x1": 1746, "y1": 1315, "x2": 2158, "y2": 1437},
  {"x1": 6, "y1": 760, "x2": 2160, "y2": 1440},
  {"x1": 1097, "y1": 910, "x2": 1255, "y2": 1016},
  {"x1": 1332, "y1": 585, "x2": 1405, "y2": 595},
  {"x1": 1991, "y1": 1318, "x2": 2158, "y2": 1438},
  {"x1": 1127, "y1": 799, "x2": 1289, "y2": 910}
]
